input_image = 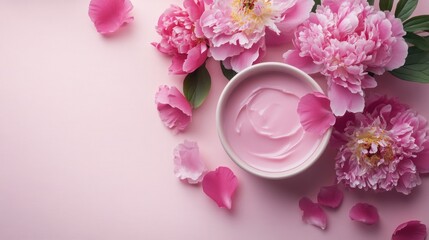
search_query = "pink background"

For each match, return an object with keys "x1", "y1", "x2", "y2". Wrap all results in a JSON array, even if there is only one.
[{"x1": 1, "y1": 1, "x2": 429, "y2": 239}]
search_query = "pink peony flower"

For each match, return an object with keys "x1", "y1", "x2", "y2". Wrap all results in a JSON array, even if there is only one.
[
  {"x1": 173, "y1": 140, "x2": 207, "y2": 184},
  {"x1": 152, "y1": 0, "x2": 208, "y2": 74},
  {"x1": 334, "y1": 96, "x2": 429, "y2": 194},
  {"x1": 88, "y1": 0, "x2": 134, "y2": 34},
  {"x1": 155, "y1": 85, "x2": 192, "y2": 132},
  {"x1": 200, "y1": 0, "x2": 312, "y2": 72},
  {"x1": 284, "y1": 0, "x2": 408, "y2": 116}
]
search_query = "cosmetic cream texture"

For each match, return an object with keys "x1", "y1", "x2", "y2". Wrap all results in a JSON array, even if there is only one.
[{"x1": 222, "y1": 71, "x2": 321, "y2": 172}]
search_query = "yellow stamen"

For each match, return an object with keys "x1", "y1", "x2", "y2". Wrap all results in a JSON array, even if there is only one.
[
  {"x1": 353, "y1": 128, "x2": 394, "y2": 167},
  {"x1": 230, "y1": 0, "x2": 273, "y2": 34}
]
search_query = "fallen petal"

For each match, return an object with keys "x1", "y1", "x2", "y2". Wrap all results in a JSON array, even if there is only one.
[
  {"x1": 155, "y1": 85, "x2": 192, "y2": 132},
  {"x1": 202, "y1": 167, "x2": 238, "y2": 210},
  {"x1": 392, "y1": 220, "x2": 427, "y2": 240},
  {"x1": 317, "y1": 185, "x2": 343, "y2": 209},
  {"x1": 297, "y1": 92, "x2": 336, "y2": 135},
  {"x1": 349, "y1": 203, "x2": 379, "y2": 225},
  {"x1": 173, "y1": 140, "x2": 207, "y2": 184},
  {"x1": 299, "y1": 197, "x2": 328, "y2": 230},
  {"x1": 88, "y1": 0, "x2": 134, "y2": 34}
]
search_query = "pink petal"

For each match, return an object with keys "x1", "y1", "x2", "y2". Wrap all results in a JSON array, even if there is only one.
[
  {"x1": 88, "y1": 0, "x2": 134, "y2": 34},
  {"x1": 173, "y1": 140, "x2": 207, "y2": 184},
  {"x1": 413, "y1": 142, "x2": 429, "y2": 174},
  {"x1": 283, "y1": 50, "x2": 322, "y2": 74},
  {"x1": 183, "y1": 0, "x2": 204, "y2": 22},
  {"x1": 317, "y1": 185, "x2": 343, "y2": 209},
  {"x1": 386, "y1": 38, "x2": 408, "y2": 71},
  {"x1": 349, "y1": 203, "x2": 379, "y2": 225},
  {"x1": 229, "y1": 40, "x2": 265, "y2": 72},
  {"x1": 297, "y1": 92, "x2": 336, "y2": 135},
  {"x1": 323, "y1": 0, "x2": 341, "y2": 12},
  {"x1": 392, "y1": 221, "x2": 427, "y2": 240},
  {"x1": 360, "y1": 75, "x2": 377, "y2": 89},
  {"x1": 328, "y1": 83, "x2": 365, "y2": 116},
  {"x1": 338, "y1": 14, "x2": 359, "y2": 34},
  {"x1": 210, "y1": 44, "x2": 243, "y2": 61},
  {"x1": 169, "y1": 55, "x2": 187, "y2": 74},
  {"x1": 266, "y1": 0, "x2": 313, "y2": 45},
  {"x1": 202, "y1": 167, "x2": 238, "y2": 210},
  {"x1": 299, "y1": 197, "x2": 328, "y2": 230},
  {"x1": 183, "y1": 44, "x2": 208, "y2": 73},
  {"x1": 155, "y1": 85, "x2": 192, "y2": 131},
  {"x1": 279, "y1": 0, "x2": 313, "y2": 33}
]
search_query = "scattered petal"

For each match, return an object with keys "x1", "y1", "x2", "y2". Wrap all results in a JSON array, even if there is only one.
[
  {"x1": 299, "y1": 197, "x2": 328, "y2": 230},
  {"x1": 155, "y1": 85, "x2": 192, "y2": 132},
  {"x1": 392, "y1": 220, "x2": 427, "y2": 240},
  {"x1": 349, "y1": 203, "x2": 379, "y2": 225},
  {"x1": 173, "y1": 140, "x2": 207, "y2": 184},
  {"x1": 317, "y1": 185, "x2": 343, "y2": 209},
  {"x1": 88, "y1": 0, "x2": 133, "y2": 34},
  {"x1": 202, "y1": 167, "x2": 238, "y2": 210},
  {"x1": 297, "y1": 92, "x2": 336, "y2": 135}
]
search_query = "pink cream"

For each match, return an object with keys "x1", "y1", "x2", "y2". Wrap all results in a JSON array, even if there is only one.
[{"x1": 221, "y1": 70, "x2": 322, "y2": 173}]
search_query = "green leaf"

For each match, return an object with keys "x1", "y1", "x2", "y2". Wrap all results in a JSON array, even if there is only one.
[
  {"x1": 379, "y1": 0, "x2": 394, "y2": 11},
  {"x1": 395, "y1": 0, "x2": 418, "y2": 21},
  {"x1": 391, "y1": 47, "x2": 429, "y2": 83},
  {"x1": 220, "y1": 61, "x2": 237, "y2": 80},
  {"x1": 367, "y1": 0, "x2": 374, "y2": 5},
  {"x1": 404, "y1": 32, "x2": 429, "y2": 51},
  {"x1": 403, "y1": 15, "x2": 429, "y2": 32},
  {"x1": 183, "y1": 63, "x2": 211, "y2": 108},
  {"x1": 311, "y1": 0, "x2": 321, "y2": 12}
]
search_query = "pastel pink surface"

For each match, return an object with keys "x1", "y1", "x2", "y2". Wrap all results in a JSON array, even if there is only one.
[{"x1": 1, "y1": 1, "x2": 429, "y2": 240}]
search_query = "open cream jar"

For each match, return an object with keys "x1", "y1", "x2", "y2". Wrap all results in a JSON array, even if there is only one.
[{"x1": 216, "y1": 62, "x2": 331, "y2": 179}]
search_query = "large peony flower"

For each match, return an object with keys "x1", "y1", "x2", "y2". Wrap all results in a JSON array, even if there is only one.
[
  {"x1": 334, "y1": 96, "x2": 429, "y2": 195},
  {"x1": 153, "y1": 0, "x2": 208, "y2": 74},
  {"x1": 284, "y1": 0, "x2": 408, "y2": 116},
  {"x1": 200, "y1": 0, "x2": 313, "y2": 72}
]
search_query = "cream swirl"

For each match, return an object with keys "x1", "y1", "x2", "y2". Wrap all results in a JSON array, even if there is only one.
[
  {"x1": 234, "y1": 87, "x2": 304, "y2": 160},
  {"x1": 221, "y1": 72, "x2": 323, "y2": 173}
]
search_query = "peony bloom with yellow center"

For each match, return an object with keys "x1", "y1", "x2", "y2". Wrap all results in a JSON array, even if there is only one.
[
  {"x1": 199, "y1": 0, "x2": 313, "y2": 72},
  {"x1": 334, "y1": 96, "x2": 429, "y2": 195}
]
